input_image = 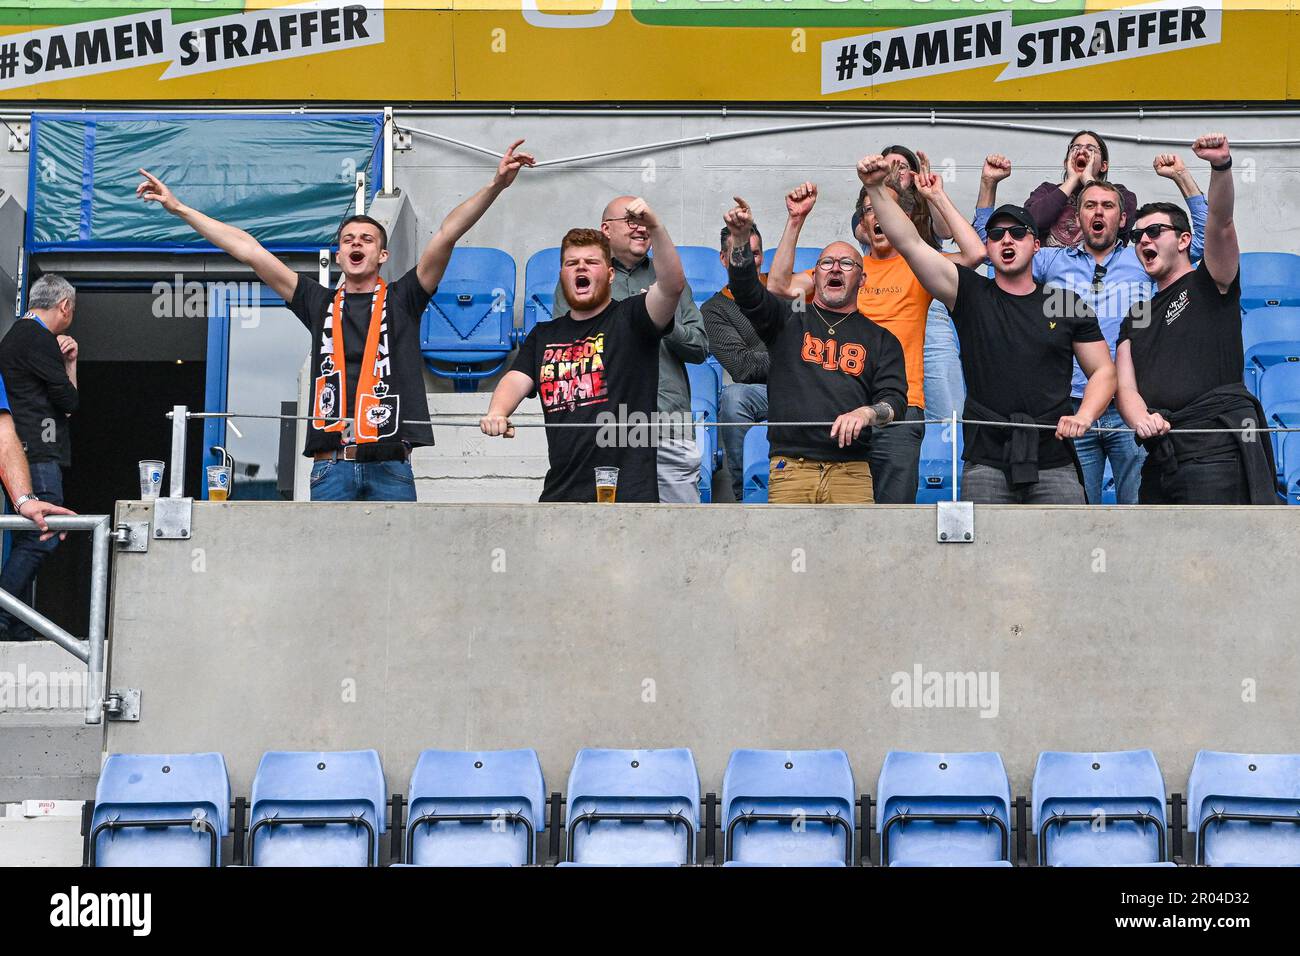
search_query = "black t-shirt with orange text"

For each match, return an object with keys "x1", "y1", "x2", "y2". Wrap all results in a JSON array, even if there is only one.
[{"x1": 511, "y1": 294, "x2": 671, "y2": 502}]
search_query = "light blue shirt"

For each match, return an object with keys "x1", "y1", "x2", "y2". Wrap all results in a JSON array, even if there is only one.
[{"x1": 973, "y1": 194, "x2": 1208, "y2": 397}]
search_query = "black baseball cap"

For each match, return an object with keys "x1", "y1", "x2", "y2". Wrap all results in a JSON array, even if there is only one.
[{"x1": 986, "y1": 204, "x2": 1037, "y2": 236}]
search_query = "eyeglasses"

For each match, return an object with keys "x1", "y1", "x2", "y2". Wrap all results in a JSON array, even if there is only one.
[
  {"x1": 1130, "y1": 223, "x2": 1182, "y2": 242},
  {"x1": 1091, "y1": 263, "x2": 1108, "y2": 294},
  {"x1": 1069, "y1": 144, "x2": 1103, "y2": 155},
  {"x1": 816, "y1": 256, "x2": 860, "y2": 271},
  {"x1": 987, "y1": 225, "x2": 1031, "y2": 241},
  {"x1": 601, "y1": 216, "x2": 647, "y2": 230}
]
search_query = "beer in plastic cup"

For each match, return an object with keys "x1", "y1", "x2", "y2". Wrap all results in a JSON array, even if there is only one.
[
  {"x1": 206, "y1": 464, "x2": 232, "y2": 502},
  {"x1": 594, "y1": 466, "x2": 619, "y2": 503},
  {"x1": 138, "y1": 460, "x2": 164, "y2": 500}
]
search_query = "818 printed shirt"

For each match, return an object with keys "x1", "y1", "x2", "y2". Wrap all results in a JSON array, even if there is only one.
[{"x1": 511, "y1": 294, "x2": 669, "y2": 502}]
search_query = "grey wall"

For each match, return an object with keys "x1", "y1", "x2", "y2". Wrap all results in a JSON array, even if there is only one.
[{"x1": 105, "y1": 500, "x2": 1300, "y2": 799}]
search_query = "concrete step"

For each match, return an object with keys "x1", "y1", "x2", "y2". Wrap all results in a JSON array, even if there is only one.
[
  {"x1": 0, "y1": 641, "x2": 102, "y2": 802},
  {"x1": 0, "y1": 814, "x2": 83, "y2": 867}
]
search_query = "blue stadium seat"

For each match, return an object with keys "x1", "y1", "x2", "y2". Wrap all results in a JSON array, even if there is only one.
[
  {"x1": 1188, "y1": 751, "x2": 1300, "y2": 866},
  {"x1": 1033, "y1": 750, "x2": 1173, "y2": 866},
  {"x1": 916, "y1": 422, "x2": 963, "y2": 503},
  {"x1": 696, "y1": 422, "x2": 714, "y2": 503},
  {"x1": 90, "y1": 753, "x2": 230, "y2": 867},
  {"x1": 722, "y1": 749, "x2": 855, "y2": 866},
  {"x1": 793, "y1": 246, "x2": 827, "y2": 275},
  {"x1": 404, "y1": 749, "x2": 545, "y2": 866},
  {"x1": 877, "y1": 751, "x2": 1012, "y2": 866},
  {"x1": 687, "y1": 359, "x2": 723, "y2": 477},
  {"x1": 248, "y1": 750, "x2": 387, "y2": 867},
  {"x1": 420, "y1": 247, "x2": 517, "y2": 392},
  {"x1": 1258, "y1": 363, "x2": 1300, "y2": 483},
  {"x1": 1240, "y1": 252, "x2": 1300, "y2": 311},
  {"x1": 563, "y1": 748, "x2": 700, "y2": 866},
  {"x1": 678, "y1": 246, "x2": 727, "y2": 307},
  {"x1": 521, "y1": 246, "x2": 561, "y2": 339},
  {"x1": 1242, "y1": 307, "x2": 1300, "y2": 395},
  {"x1": 1281, "y1": 432, "x2": 1300, "y2": 503},
  {"x1": 742, "y1": 424, "x2": 769, "y2": 503}
]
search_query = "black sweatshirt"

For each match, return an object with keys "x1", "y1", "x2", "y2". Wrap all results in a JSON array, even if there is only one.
[
  {"x1": 0, "y1": 318, "x2": 78, "y2": 466},
  {"x1": 727, "y1": 251, "x2": 907, "y2": 462}
]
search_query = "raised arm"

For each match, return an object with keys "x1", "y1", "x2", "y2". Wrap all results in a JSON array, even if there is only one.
[
  {"x1": 767, "y1": 182, "x2": 817, "y2": 301},
  {"x1": 915, "y1": 151, "x2": 954, "y2": 241},
  {"x1": 1153, "y1": 152, "x2": 1207, "y2": 261},
  {"x1": 625, "y1": 198, "x2": 684, "y2": 330},
  {"x1": 724, "y1": 197, "x2": 787, "y2": 343},
  {"x1": 137, "y1": 168, "x2": 298, "y2": 302},
  {"x1": 480, "y1": 370, "x2": 536, "y2": 439},
  {"x1": 417, "y1": 139, "x2": 535, "y2": 294},
  {"x1": 1191, "y1": 133, "x2": 1238, "y2": 291},
  {"x1": 973, "y1": 154, "x2": 1012, "y2": 240},
  {"x1": 860, "y1": 155, "x2": 959, "y2": 310},
  {"x1": 913, "y1": 165, "x2": 985, "y2": 268}
]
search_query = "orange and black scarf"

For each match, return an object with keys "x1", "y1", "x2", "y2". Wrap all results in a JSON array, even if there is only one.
[{"x1": 311, "y1": 279, "x2": 400, "y2": 443}]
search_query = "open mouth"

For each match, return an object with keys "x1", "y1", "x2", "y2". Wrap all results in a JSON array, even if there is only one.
[
  {"x1": 1141, "y1": 247, "x2": 1158, "y2": 264},
  {"x1": 826, "y1": 275, "x2": 845, "y2": 291},
  {"x1": 873, "y1": 224, "x2": 884, "y2": 236},
  {"x1": 575, "y1": 275, "x2": 592, "y2": 292},
  {"x1": 348, "y1": 251, "x2": 365, "y2": 265},
  {"x1": 1000, "y1": 247, "x2": 1017, "y2": 263},
  {"x1": 1090, "y1": 220, "x2": 1106, "y2": 233}
]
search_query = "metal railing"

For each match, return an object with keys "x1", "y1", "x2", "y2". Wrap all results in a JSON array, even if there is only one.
[{"x1": 0, "y1": 514, "x2": 111, "y2": 724}]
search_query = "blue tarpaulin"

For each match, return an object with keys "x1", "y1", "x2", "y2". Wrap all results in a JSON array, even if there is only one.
[{"x1": 28, "y1": 112, "x2": 383, "y2": 252}]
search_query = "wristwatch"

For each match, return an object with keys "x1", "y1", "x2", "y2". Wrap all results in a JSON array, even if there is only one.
[{"x1": 14, "y1": 494, "x2": 39, "y2": 510}]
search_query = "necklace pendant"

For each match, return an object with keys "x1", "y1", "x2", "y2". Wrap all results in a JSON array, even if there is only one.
[{"x1": 827, "y1": 327, "x2": 835, "y2": 335}]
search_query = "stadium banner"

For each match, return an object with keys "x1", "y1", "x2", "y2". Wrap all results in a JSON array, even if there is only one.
[{"x1": 0, "y1": 0, "x2": 1294, "y2": 102}]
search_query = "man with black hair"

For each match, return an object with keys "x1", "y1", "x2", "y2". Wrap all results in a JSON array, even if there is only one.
[
  {"x1": 702, "y1": 224, "x2": 769, "y2": 501},
  {"x1": 1116, "y1": 133, "x2": 1275, "y2": 504},
  {"x1": 136, "y1": 140, "x2": 534, "y2": 501},
  {"x1": 864, "y1": 153, "x2": 1117, "y2": 505}
]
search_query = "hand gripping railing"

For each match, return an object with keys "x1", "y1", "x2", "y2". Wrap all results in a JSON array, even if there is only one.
[{"x1": 0, "y1": 514, "x2": 111, "y2": 724}]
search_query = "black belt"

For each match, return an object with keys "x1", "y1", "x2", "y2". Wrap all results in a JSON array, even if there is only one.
[{"x1": 314, "y1": 442, "x2": 409, "y2": 463}]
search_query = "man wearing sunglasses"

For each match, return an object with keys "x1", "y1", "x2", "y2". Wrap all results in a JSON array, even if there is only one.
[
  {"x1": 722, "y1": 197, "x2": 907, "y2": 503},
  {"x1": 553, "y1": 196, "x2": 709, "y2": 502},
  {"x1": 1116, "y1": 134, "x2": 1276, "y2": 504},
  {"x1": 863, "y1": 154, "x2": 1116, "y2": 504},
  {"x1": 974, "y1": 152, "x2": 1206, "y2": 503}
]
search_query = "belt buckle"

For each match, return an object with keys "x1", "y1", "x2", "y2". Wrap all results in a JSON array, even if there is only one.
[{"x1": 341, "y1": 445, "x2": 358, "y2": 462}]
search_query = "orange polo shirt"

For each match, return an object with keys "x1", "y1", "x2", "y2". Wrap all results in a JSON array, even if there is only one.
[{"x1": 803, "y1": 255, "x2": 932, "y2": 409}]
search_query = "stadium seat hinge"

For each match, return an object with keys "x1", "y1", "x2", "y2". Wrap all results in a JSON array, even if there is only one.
[{"x1": 104, "y1": 689, "x2": 141, "y2": 722}]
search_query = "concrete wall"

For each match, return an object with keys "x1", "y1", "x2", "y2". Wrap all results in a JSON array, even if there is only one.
[{"x1": 104, "y1": 500, "x2": 1300, "y2": 801}]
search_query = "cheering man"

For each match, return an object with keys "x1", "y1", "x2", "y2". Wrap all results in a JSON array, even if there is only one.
[
  {"x1": 1116, "y1": 133, "x2": 1276, "y2": 504},
  {"x1": 862, "y1": 154, "x2": 1116, "y2": 504},
  {"x1": 479, "y1": 201, "x2": 685, "y2": 503},
  {"x1": 723, "y1": 196, "x2": 908, "y2": 504},
  {"x1": 136, "y1": 140, "x2": 534, "y2": 502}
]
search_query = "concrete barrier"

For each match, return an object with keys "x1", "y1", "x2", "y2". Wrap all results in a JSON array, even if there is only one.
[{"x1": 105, "y1": 501, "x2": 1300, "y2": 800}]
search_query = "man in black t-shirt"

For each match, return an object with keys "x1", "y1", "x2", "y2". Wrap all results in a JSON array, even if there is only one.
[
  {"x1": 479, "y1": 203, "x2": 685, "y2": 502},
  {"x1": 137, "y1": 140, "x2": 535, "y2": 501},
  {"x1": 862, "y1": 154, "x2": 1116, "y2": 504},
  {"x1": 722, "y1": 197, "x2": 908, "y2": 504},
  {"x1": 1116, "y1": 133, "x2": 1276, "y2": 504}
]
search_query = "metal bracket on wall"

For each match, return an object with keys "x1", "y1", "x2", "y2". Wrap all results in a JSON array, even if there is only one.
[
  {"x1": 105, "y1": 689, "x2": 141, "y2": 722},
  {"x1": 114, "y1": 521, "x2": 150, "y2": 552},
  {"x1": 7, "y1": 123, "x2": 29, "y2": 152},
  {"x1": 153, "y1": 497, "x2": 192, "y2": 540},
  {"x1": 937, "y1": 501, "x2": 974, "y2": 543}
]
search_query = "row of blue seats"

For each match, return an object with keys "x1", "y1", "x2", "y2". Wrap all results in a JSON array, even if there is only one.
[
  {"x1": 86, "y1": 748, "x2": 1299, "y2": 868},
  {"x1": 424, "y1": 250, "x2": 1300, "y2": 392}
]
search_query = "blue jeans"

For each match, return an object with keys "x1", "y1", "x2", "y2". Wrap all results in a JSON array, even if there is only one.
[
  {"x1": 719, "y1": 383, "x2": 769, "y2": 501},
  {"x1": 1071, "y1": 399, "x2": 1147, "y2": 505},
  {"x1": 923, "y1": 301, "x2": 966, "y2": 422},
  {"x1": 309, "y1": 459, "x2": 417, "y2": 502},
  {"x1": 0, "y1": 461, "x2": 65, "y2": 635}
]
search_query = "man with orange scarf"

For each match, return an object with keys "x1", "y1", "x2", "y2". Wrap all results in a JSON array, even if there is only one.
[{"x1": 136, "y1": 141, "x2": 534, "y2": 501}]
